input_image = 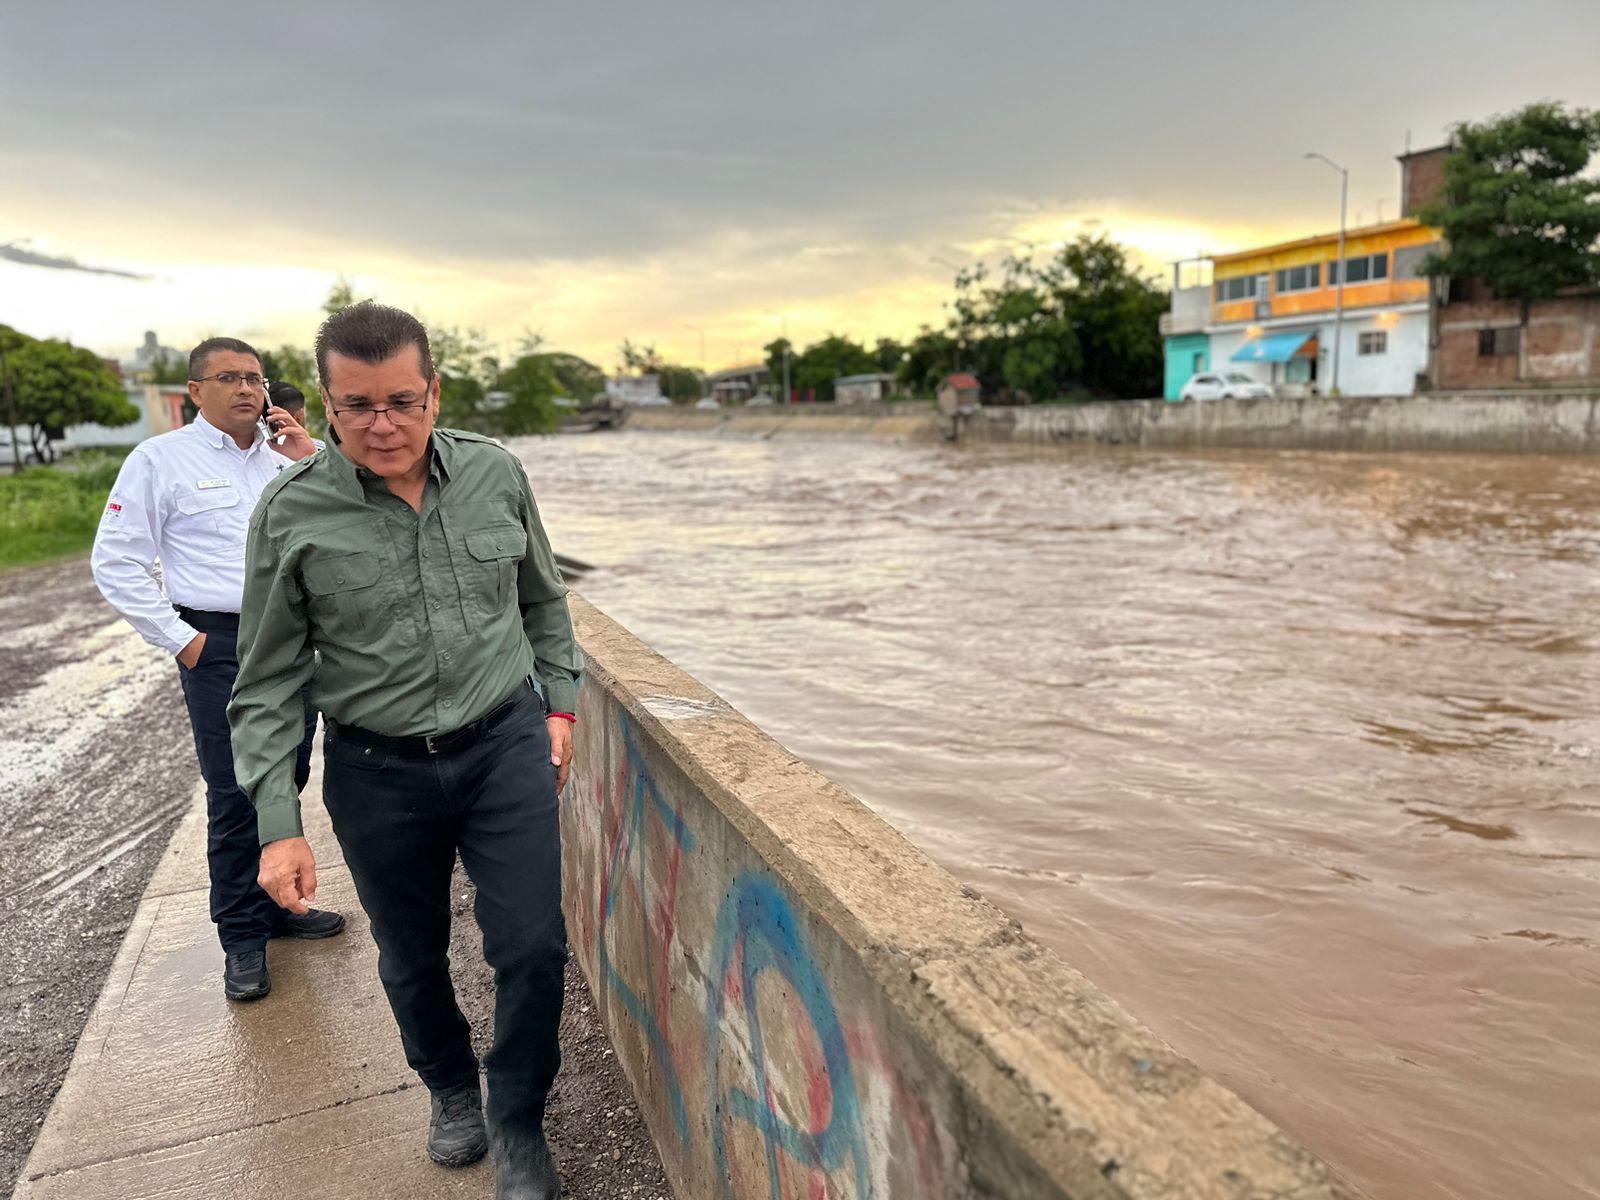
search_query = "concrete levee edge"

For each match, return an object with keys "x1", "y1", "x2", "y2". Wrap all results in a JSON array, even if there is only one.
[{"x1": 563, "y1": 594, "x2": 1370, "y2": 1199}]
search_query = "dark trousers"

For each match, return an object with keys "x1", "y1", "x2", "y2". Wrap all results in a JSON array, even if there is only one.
[
  {"x1": 177, "y1": 617, "x2": 317, "y2": 953},
  {"x1": 321, "y1": 690, "x2": 565, "y2": 1135}
]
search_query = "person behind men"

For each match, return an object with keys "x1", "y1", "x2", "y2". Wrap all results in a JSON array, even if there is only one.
[
  {"x1": 91, "y1": 338, "x2": 346, "y2": 1003},
  {"x1": 230, "y1": 303, "x2": 580, "y2": 1199},
  {"x1": 266, "y1": 380, "x2": 326, "y2": 451}
]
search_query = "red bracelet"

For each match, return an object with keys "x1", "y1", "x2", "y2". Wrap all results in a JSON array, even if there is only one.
[{"x1": 548, "y1": 712, "x2": 576, "y2": 723}]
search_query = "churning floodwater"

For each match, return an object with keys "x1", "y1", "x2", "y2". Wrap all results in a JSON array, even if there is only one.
[{"x1": 511, "y1": 429, "x2": 1600, "y2": 1200}]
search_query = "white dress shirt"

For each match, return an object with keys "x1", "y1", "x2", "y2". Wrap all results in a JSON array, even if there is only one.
[{"x1": 91, "y1": 414, "x2": 297, "y2": 656}]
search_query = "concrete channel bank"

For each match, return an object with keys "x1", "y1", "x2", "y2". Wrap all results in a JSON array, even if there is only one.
[
  {"x1": 623, "y1": 391, "x2": 1600, "y2": 454},
  {"x1": 564, "y1": 596, "x2": 1363, "y2": 1198}
]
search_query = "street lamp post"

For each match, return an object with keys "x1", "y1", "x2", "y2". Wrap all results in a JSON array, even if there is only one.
[{"x1": 1305, "y1": 152, "x2": 1348, "y2": 396}]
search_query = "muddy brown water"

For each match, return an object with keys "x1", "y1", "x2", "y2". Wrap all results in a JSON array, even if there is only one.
[{"x1": 513, "y1": 430, "x2": 1600, "y2": 1200}]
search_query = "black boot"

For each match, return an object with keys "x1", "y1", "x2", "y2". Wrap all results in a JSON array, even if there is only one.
[
  {"x1": 428, "y1": 1083, "x2": 488, "y2": 1167},
  {"x1": 274, "y1": 908, "x2": 346, "y2": 939},
  {"x1": 492, "y1": 1124, "x2": 560, "y2": 1200},
  {"x1": 223, "y1": 950, "x2": 270, "y2": 1001}
]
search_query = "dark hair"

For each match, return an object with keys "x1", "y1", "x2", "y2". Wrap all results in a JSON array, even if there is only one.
[
  {"x1": 315, "y1": 301, "x2": 435, "y2": 388},
  {"x1": 267, "y1": 380, "x2": 306, "y2": 412},
  {"x1": 189, "y1": 337, "x2": 260, "y2": 380}
]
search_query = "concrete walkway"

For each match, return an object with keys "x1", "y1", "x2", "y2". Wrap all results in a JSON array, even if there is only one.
[{"x1": 12, "y1": 752, "x2": 492, "y2": 1199}]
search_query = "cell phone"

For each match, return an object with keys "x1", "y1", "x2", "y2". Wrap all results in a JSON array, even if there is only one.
[{"x1": 261, "y1": 397, "x2": 272, "y2": 427}]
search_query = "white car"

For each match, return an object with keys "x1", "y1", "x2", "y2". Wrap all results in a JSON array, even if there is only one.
[
  {"x1": 693, "y1": 397, "x2": 719, "y2": 410},
  {"x1": 1180, "y1": 372, "x2": 1272, "y2": 402}
]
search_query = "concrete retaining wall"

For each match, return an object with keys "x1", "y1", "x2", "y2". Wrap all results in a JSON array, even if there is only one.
[
  {"x1": 975, "y1": 392, "x2": 1600, "y2": 454},
  {"x1": 619, "y1": 393, "x2": 1600, "y2": 453},
  {"x1": 563, "y1": 596, "x2": 1364, "y2": 1199}
]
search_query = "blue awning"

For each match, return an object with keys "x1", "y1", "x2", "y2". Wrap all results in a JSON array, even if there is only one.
[{"x1": 1232, "y1": 329, "x2": 1317, "y2": 364}]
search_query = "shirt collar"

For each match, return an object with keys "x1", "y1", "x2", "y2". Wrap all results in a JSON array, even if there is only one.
[
  {"x1": 325, "y1": 433, "x2": 446, "y2": 502},
  {"x1": 191, "y1": 411, "x2": 266, "y2": 454}
]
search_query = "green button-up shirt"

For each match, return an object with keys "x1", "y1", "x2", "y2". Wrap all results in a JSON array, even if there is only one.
[{"x1": 228, "y1": 428, "x2": 582, "y2": 844}]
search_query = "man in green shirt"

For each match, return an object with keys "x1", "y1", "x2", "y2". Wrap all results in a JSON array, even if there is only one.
[{"x1": 229, "y1": 302, "x2": 580, "y2": 1200}]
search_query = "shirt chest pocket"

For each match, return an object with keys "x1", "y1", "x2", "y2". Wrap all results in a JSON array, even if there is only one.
[
  {"x1": 172, "y1": 487, "x2": 241, "y2": 549},
  {"x1": 302, "y1": 551, "x2": 383, "y2": 637},
  {"x1": 464, "y1": 525, "x2": 523, "y2": 615}
]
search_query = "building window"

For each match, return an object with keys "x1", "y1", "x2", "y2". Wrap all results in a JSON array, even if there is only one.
[
  {"x1": 1478, "y1": 327, "x2": 1521, "y2": 358},
  {"x1": 1359, "y1": 331, "x2": 1387, "y2": 356},
  {"x1": 1329, "y1": 253, "x2": 1390, "y2": 285},
  {"x1": 1274, "y1": 263, "x2": 1322, "y2": 294},
  {"x1": 1214, "y1": 276, "x2": 1257, "y2": 303}
]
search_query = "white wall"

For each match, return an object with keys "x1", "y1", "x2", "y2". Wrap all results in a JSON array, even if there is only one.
[{"x1": 1207, "y1": 309, "x2": 1428, "y2": 397}]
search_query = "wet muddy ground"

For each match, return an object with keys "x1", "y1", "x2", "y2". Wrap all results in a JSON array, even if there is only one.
[{"x1": 0, "y1": 558, "x2": 668, "y2": 1198}]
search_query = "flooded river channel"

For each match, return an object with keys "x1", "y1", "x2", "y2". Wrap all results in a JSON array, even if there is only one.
[{"x1": 512, "y1": 430, "x2": 1600, "y2": 1200}]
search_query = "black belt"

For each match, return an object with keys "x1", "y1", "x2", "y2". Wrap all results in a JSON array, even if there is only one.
[
  {"x1": 329, "y1": 680, "x2": 537, "y2": 759},
  {"x1": 177, "y1": 607, "x2": 240, "y2": 633}
]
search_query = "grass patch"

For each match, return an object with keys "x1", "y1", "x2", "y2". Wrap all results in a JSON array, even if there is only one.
[{"x1": 0, "y1": 453, "x2": 129, "y2": 573}]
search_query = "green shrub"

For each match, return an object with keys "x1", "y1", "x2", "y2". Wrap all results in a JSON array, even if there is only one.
[{"x1": 0, "y1": 452, "x2": 129, "y2": 572}]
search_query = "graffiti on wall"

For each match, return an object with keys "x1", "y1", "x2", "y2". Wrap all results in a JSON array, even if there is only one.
[{"x1": 574, "y1": 703, "x2": 955, "y2": 1198}]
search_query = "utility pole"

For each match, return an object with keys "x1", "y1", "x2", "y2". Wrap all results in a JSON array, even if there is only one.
[
  {"x1": 770, "y1": 313, "x2": 791, "y2": 404},
  {"x1": 1306, "y1": 152, "x2": 1348, "y2": 396}
]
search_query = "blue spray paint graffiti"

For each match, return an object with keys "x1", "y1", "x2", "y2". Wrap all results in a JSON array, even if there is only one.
[
  {"x1": 707, "y1": 874, "x2": 872, "y2": 1199},
  {"x1": 597, "y1": 710, "x2": 696, "y2": 1145}
]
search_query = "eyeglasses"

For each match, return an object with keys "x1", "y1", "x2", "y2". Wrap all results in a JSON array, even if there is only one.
[
  {"x1": 331, "y1": 398, "x2": 430, "y2": 429},
  {"x1": 192, "y1": 371, "x2": 269, "y2": 390}
]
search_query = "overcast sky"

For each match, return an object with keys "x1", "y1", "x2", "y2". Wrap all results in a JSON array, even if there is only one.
[{"x1": 4, "y1": 0, "x2": 1599, "y2": 371}]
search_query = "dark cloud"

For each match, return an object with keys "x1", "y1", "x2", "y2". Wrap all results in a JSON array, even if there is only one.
[
  {"x1": 3, "y1": 1, "x2": 1599, "y2": 269},
  {"x1": 0, "y1": 241, "x2": 149, "y2": 279}
]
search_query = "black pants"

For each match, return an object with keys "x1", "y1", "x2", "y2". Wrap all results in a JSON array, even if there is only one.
[
  {"x1": 177, "y1": 618, "x2": 317, "y2": 953},
  {"x1": 322, "y1": 690, "x2": 565, "y2": 1135}
]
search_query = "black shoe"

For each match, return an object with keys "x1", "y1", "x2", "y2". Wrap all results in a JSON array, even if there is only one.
[
  {"x1": 492, "y1": 1126, "x2": 560, "y2": 1200},
  {"x1": 428, "y1": 1084, "x2": 488, "y2": 1168},
  {"x1": 274, "y1": 908, "x2": 346, "y2": 939},
  {"x1": 224, "y1": 950, "x2": 270, "y2": 1001}
]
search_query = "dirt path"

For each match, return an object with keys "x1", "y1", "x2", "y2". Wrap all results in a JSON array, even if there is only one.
[{"x1": 0, "y1": 557, "x2": 196, "y2": 1194}]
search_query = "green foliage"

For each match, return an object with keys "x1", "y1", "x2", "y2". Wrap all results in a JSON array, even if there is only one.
[
  {"x1": 763, "y1": 338, "x2": 793, "y2": 396},
  {"x1": 492, "y1": 355, "x2": 562, "y2": 436},
  {"x1": 657, "y1": 364, "x2": 704, "y2": 403},
  {"x1": 873, "y1": 337, "x2": 906, "y2": 374},
  {"x1": 539, "y1": 352, "x2": 606, "y2": 402},
  {"x1": 1420, "y1": 101, "x2": 1600, "y2": 303},
  {"x1": 791, "y1": 334, "x2": 878, "y2": 402},
  {"x1": 0, "y1": 326, "x2": 137, "y2": 462},
  {"x1": 617, "y1": 339, "x2": 662, "y2": 374},
  {"x1": 897, "y1": 327, "x2": 959, "y2": 395},
  {"x1": 323, "y1": 277, "x2": 358, "y2": 315},
  {"x1": 0, "y1": 453, "x2": 128, "y2": 570},
  {"x1": 147, "y1": 350, "x2": 189, "y2": 384},
  {"x1": 944, "y1": 234, "x2": 1166, "y2": 400}
]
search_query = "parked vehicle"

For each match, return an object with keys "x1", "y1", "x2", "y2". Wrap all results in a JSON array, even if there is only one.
[
  {"x1": 1180, "y1": 372, "x2": 1273, "y2": 402},
  {"x1": 694, "y1": 397, "x2": 719, "y2": 410},
  {"x1": 745, "y1": 394, "x2": 776, "y2": 407}
]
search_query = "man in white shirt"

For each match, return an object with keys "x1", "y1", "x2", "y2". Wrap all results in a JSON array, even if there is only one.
[{"x1": 92, "y1": 337, "x2": 345, "y2": 1002}]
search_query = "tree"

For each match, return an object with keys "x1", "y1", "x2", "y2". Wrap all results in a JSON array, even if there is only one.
[
  {"x1": 873, "y1": 337, "x2": 906, "y2": 375},
  {"x1": 1, "y1": 326, "x2": 137, "y2": 463},
  {"x1": 762, "y1": 337, "x2": 793, "y2": 397},
  {"x1": 937, "y1": 234, "x2": 1165, "y2": 401},
  {"x1": 1420, "y1": 102, "x2": 1600, "y2": 308},
  {"x1": 792, "y1": 334, "x2": 877, "y2": 402},
  {"x1": 493, "y1": 355, "x2": 562, "y2": 436},
  {"x1": 539, "y1": 352, "x2": 606, "y2": 402},
  {"x1": 147, "y1": 350, "x2": 188, "y2": 384},
  {"x1": 323, "y1": 277, "x2": 357, "y2": 315},
  {"x1": 617, "y1": 339, "x2": 662, "y2": 375},
  {"x1": 657, "y1": 364, "x2": 704, "y2": 403},
  {"x1": 897, "y1": 326, "x2": 959, "y2": 395}
]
